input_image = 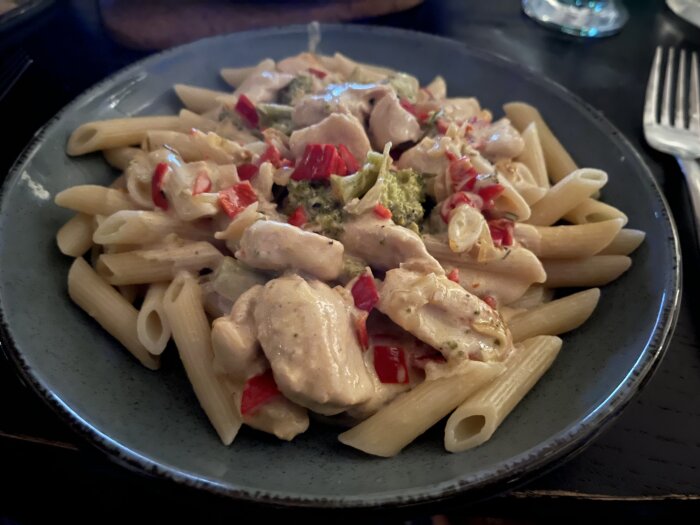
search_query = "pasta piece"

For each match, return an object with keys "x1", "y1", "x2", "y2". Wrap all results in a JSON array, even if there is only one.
[
  {"x1": 508, "y1": 288, "x2": 600, "y2": 343},
  {"x1": 220, "y1": 59, "x2": 275, "y2": 87},
  {"x1": 563, "y1": 198, "x2": 629, "y2": 226},
  {"x1": 599, "y1": 229, "x2": 646, "y2": 255},
  {"x1": 514, "y1": 219, "x2": 625, "y2": 259},
  {"x1": 162, "y1": 272, "x2": 241, "y2": 445},
  {"x1": 117, "y1": 285, "x2": 140, "y2": 304},
  {"x1": 67, "y1": 116, "x2": 183, "y2": 156},
  {"x1": 507, "y1": 285, "x2": 554, "y2": 310},
  {"x1": 444, "y1": 335, "x2": 562, "y2": 452},
  {"x1": 67, "y1": 257, "x2": 159, "y2": 370},
  {"x1": 55, "y1": 185, "x2": 137, "y2": 215},
  {"x1": 56, "y1": 213, "x2": 95, "y2": 257},
  {"x1": 174, "y1": 84, "x2": 230, "y2": 113},
  {"x1": 103, "y1": 147, "x2": 141, "y2": 171},
  {"x1": 542, "y1": 256, "x2": 631, "y2": 288},
  {"x1": 93, "y1": 210, "x2": 206, "y2": 245},
  {"x1": 526, "y1": 169, "x2": 608, "y2": 226},
  {"x1": 503, "y1": 102, "x2": 577, "y2": 183},
  {"x1": 143, "y1": 130, "x2": 201, "y2": 162},
  {"x1": 96, "y1": 241, "x2": 223, "y2": 285},
  {"x1": 137, "y1": 282, "x2": 171, "y2": 355},
  {"x1": 179, "y1": 109, "x2": 218, "y2": 133},
  {"x1": 515, "y1": 122, "x2": 549, "y2": 188},
  {"x1": 338, "y1": 362, "x2": 503, "y2": 457}
]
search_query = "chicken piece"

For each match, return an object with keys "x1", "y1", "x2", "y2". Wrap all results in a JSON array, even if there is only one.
[
  {"x1": 368, "y1": 91, "x2": 422, "y2": 150},
  {"x1": 396, "y1": 136, "x2": 452, "y2": 198},
  {"x1": 292, "y1": 82, "x2": 391, "y2": 128},
  {"x1": 472, "y1": 118, "x2": 525, "y2": 162},
  {"x1": 211, "y1": 285, "x2": 267, "y2": 383},
  {"x1": 233, "y1": 70, "x2": 295, "y2": 103},
  {"x1": 340, "y1": 214, "x2": 444, "y2": 275},
  {"x1": 254, "y1": 275, "x2": 374, "y2": 414},
  {"x1": 377, "y1": 268, "x2": 511, "y2": 379},
  {"x1": 243, "y1": 397, "x2": 309, "y2": 441},
  {"x1": 289, "y1": 113, "x2": 371, "y2": 162},
  {"x1": 442, "y1": 97, "x2": 481, "y2": 122},
  {"x1": 236, "y1": 221, "x2": 344, "y2": 281},
  {"x1": 276, "y1": 52, "x2": 325, "y2": 75}
]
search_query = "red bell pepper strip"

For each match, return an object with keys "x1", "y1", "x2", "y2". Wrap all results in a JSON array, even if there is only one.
[
  {"x1": 440, "y1": 192, "x2": 480, "y2": 223},
  {"x1": 192, "y1": 172, "x2": 212, "y2": 195},
  {"x1": 488, "y1": 218, "x2": 514, "y2": 247},
  {"x1": 411, "y1": 344, "x2": 446, "y2": 370},
  {"x1": 287, "y1": 206, "x2": 307, "y2": 227},
  {"x1": 308, "y1": 67, "x2": 327, "y2": 79},
  {"x1": 291, "y1": 143, "x2": 346, "y2": 181},
  {"x1": 373, "y1": 203, "x2": 392, "y2": 220},
  {"x1": 337, "y1": 144, "x2": 359, "y2": 174},
  {"x1": 355, "y1": 311, "x2": 369, "y2": 350},
  {"x1": 259, "y1": 144, "x2": 283, "y2": 168},
  {"x1": 218, "y1": 181, "x2": 258, "y2": 219},
  {"x1": 151, "y1": 162, "x2": 169, "y2": 210},
  {"x1": 237, "y1": 163, "x2": 258, "y2": 181},
  {"x1": 482, "y1": 295, "x2": 498, "y2": 309},
  {"x1": 373, "y1": 345, "x2": 410, "y2": 384},
  {"x1": 448, "y1": 156, "x2": 478, "y2": 192},
  {"x1": 351, "y1": 273, "x2": 379, "y2": 312},
  {"x1": 478, "y1": 183, "x2": 505, "y2": 210},
  {"x1": 235, "y1": 94, "x2": 259, "y2": 128},
  {"x1": 436, "y1": 117, "x2": 450, "y2": 134},
  {"x1": 240, "y1": 370, "x2": 280, "y2": 416},
  {"x1": 447, "y1": 268, "x2": 460, "y2": 283}
]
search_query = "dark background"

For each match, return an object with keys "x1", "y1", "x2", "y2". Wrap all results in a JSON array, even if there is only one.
[{"x1": 1, "y1": 1, "x2": 700, "y2": 522}]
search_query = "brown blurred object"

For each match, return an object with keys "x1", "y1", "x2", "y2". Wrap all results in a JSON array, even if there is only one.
[{"x1": 99, "y1": 0, "x2": 424, "y2": 50}]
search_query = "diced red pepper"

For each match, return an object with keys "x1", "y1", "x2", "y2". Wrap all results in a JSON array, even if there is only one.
[
  {"x1": 336, "y1": 144, "x2": 359, "y2": 174},
  {"x1": 192, "y1": 171, "x2": 212, "y2": 195},
  {"x1": 445, "y1": 150, "x2": 458, "y2": 162},
  {"x1": 235, "y1": 94, "x2": 259, "y2": 128},
  {"x1": 373, "y1": 203, "x2": 392, "y2": 220},
  {"x1": 482, "y1": 295, "x2": 498, "y2": 309},
  {"x1": 287, "y1": 206, "x2": 307, "y2": 227},
  {"x1": 400, "y1": 98, "x2": 417, "y2": 115},
  {"x1": 447, "y1": 268, "x2": 460, "y2": 283},
  {"x1": 374, "y1": 345, "x2": 409, "y2": 384},
  {"x1": 151, "y1": 162, "x2": 169, "y2": 210},
  {"x1": 478, "y1": 183, "x2": 505, "y2": 209},
  {"x1": 411, "y1": 344, "x2": 446, "y2": 370},
  {"x1": 240, "y1": 370, "x2": 280, "y2": 416},
  {"x1": 259, "y1": 144, "x2": 283, "y2": 168},
  {"x1": 448, "y1": 156, "x2": 478, "y2": 192},
  {"x1": 332, "y1": 151, "x2": 348, "y2": 177},
  {"x1": 488, "y1": 218, "x2": 514, "y2": 247},
  {"x1": 440, "y1": 192, "x2": 480, "y2": 223},
  {"x1": 355, "y1": 311, "x2": 369, "y2": 350},
  {"x1": 308, "y1": 67, "x2": 327, "y2": 79},
  {"x1": 351, "y1": 273, "x2": 379, "y2": 312},
  {"x1": 237, "y1": 163, "x2": 258, "y2": 181},
  {"x1": 218, "y1": 181, "x2": 258, "y2": 219},
  {"x1": 436, "y1": 117, "x2": 450, "y2": 134},
  {"x1": 291, "y1": 143, "x2": 346, "y2": 181}
]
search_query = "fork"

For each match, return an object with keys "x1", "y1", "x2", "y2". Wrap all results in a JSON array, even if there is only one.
[{"x1": 644, "y1": 46, "x2": 700, "y2": 237}]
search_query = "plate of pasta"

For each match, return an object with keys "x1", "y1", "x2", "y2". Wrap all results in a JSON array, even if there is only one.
[{"x1": 0, "y1": 24, "x2": 680, "y2": 507}]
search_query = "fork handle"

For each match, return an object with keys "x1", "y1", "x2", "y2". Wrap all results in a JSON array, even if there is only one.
[{"x1": 676, "y1": 157, "x2": 700, "y2": 241}]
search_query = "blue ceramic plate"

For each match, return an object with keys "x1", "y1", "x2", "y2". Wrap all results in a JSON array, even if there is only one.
[{"x1": 0, "y1": 25, "x2": 681, "y2": 508}]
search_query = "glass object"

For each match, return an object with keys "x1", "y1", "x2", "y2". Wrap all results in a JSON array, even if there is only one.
[{"x1": 522, "y1": 0, "x2": 629, "y2": 38}]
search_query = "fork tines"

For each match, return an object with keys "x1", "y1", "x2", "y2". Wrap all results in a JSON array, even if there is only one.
[{"x1": 645, "y1": 46, "x2": 700, "y2": 132}]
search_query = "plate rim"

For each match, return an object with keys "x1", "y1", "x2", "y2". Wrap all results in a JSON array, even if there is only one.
[{"x1": 0, "y1": 23, "x2": 682, "y2": 509}]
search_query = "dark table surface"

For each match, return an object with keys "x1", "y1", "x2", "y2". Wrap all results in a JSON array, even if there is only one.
[{"x1": 2, "y1": 0, "x2": 700, "y2": 522}]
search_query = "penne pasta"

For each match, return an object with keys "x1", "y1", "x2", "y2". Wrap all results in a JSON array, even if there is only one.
[
  {"x1": 507, "y1": 284, "x2": 554, "y2": 310},
  {"x1": 93, "y1": 210, "x2": 206, "y2": 245},
  {"x1": 179, "y1": 108, "x2": 218, "y2": 133},
  {"x1": 67, "y1": 116, "x2": 183, "y2": 156},
  {"x1": 503, "y1": 101, "x2": 578, "y2": 184},
  {"x1": 338, "y1": 362, "x2": 503, "y2": 457},
  {"x1": 103, "y1": 147, "x2": 142, "y2": 171},
  {"x1": 563, "y1": 198, "x2": 628, "y2": 226},
  {"x1": 599, "y1": 228, "x2": 646, "y2": 255},
  {"x1": 515, "y1": 122, "x2": 549, "y2": 188},
  {"x1": 515, "y1": 219, "x2": 625, "y2": 259},
  {"x1": 96, "y1": 241, "x2": 223, "y2": 285},
  {"x1": 56, "y1": 213, "x2": 95, "y2": 257},
  {"x1": 67, "y1": 257, "x2": 159, "y2": 370},
  {"x1": 162, "y1": 272, "x2": 241, "y2": 444},
  {"x1": 117, "y1": 284, "x2": 140, "y2": 304},
  {"x1": 55, "y1": 185, "x2": 137, "y2": 216},
  {"x1": 444, "y1": 335, "x2": 562, "y2": 452},
  {"x1": 143, "y1": 130, "x2": 201, "y2": 162},
  {"x1": 174, "y1": 84, "x2": 231, "y2": 114},
  {"x1": 508, "y1": 288, "x2": 600, "y2": 343},
  {"x1": 137, "y1": 282, "x2": 171, "y2": 355},
  {"x1": 220, "y1": 58, "x2": 275, "y2": 87},
  {"x1": 542, "y1": 256, "x2": 631, "y2": 288},
  {"x1": 526, "y1": 169, "x2": 608, "y2": 226}
]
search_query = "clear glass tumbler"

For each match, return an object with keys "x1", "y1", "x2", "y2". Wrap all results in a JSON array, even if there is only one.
[{"x1": 522, "y1": 0, "x2": 629, "y2": 38}]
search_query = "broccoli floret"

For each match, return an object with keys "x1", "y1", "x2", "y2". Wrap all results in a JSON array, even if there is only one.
[
  {"x1": 278, "y1": 74, "x2": 314, "y2": 105},
  {"x1": 380, "y1": 168, "x2": 425, "y2": 229},
  {"x1": 330, "y1": 151, "x2": 385, "y2": 204},
  {"x1": 210, "y1": 257, "x2": 267, "y2": 303},
  {"x1": 388, "y1": 73, "x2": 419, "y2": 102},
  {"x1": 257, "y1": 103, "x2": 294, "y2": 134},
  {"x1": 286, "y1": 180, "x2": 344, "y2": 238}
]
